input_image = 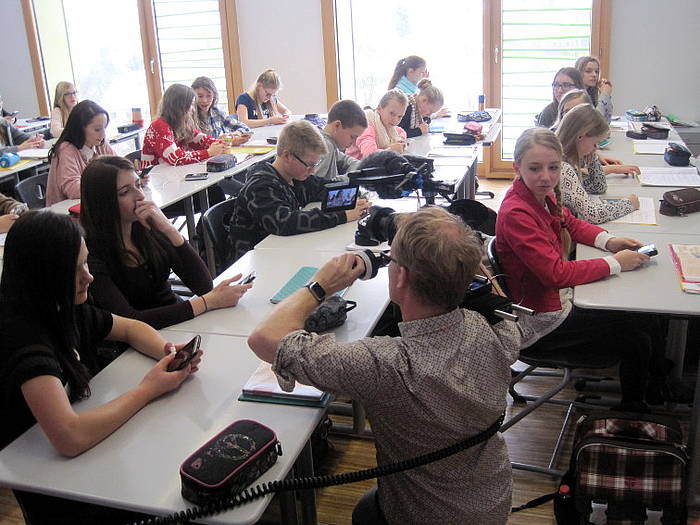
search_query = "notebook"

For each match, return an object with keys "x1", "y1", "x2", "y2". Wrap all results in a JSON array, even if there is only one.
[{"x1": 239, "y1": 362, "x2": 330, "y2": 407}]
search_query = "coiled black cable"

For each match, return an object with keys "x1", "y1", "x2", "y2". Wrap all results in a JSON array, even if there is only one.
[{"x1": 131, "y1": 413, "x2": 504, "y2": 525}]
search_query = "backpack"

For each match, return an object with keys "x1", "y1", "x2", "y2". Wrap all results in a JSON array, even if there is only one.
[{"x1": 557, "y1": 412, "x2": 688, "y2": 525}]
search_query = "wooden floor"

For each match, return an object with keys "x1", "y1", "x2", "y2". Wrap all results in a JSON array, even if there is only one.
[{"x1": 1, "y1": 178, "x2": 698, "y2": 524}]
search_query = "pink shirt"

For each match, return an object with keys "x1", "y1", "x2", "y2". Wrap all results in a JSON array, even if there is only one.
[
  {"x1": 346, "y1": 122, "x2": 407, "y2": 160},
  {"x1": 46, "y1": 141, "x2": 116, "y2": 206}
]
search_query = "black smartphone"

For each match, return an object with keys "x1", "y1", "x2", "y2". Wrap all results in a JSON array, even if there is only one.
[
  {"x1": 238, "y1": 271, "x2": 256, "y2": 285},
  {"x1": 266, "y1": 137, "x2": 278, "y2": 145},
  {"x1": 638, "y1": 244, "x2": 658, "y2": 257},
  {"x1": 167, "y1": 335, "x2": 201, "y2": 372},
  {"x1": 185, "y1": 172, "x2": 208, "y2": 181}
]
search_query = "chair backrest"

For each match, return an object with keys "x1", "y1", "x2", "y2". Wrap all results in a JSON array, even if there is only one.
[
  {"x1": 486, "y1": 236, "x2": 510, "y2": 297},
  {"x1": 201, "y1": 197, "x2": 237, "y2": 274},
  {"x1": 15, "y1": 171, "x2": 48, "y2": 209}
]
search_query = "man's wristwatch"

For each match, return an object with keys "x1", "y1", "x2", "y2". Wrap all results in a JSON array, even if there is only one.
[{"x1": 305, "y1": 281, "x2": 326, "y2": 303}]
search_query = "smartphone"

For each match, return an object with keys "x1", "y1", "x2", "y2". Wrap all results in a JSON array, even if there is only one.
[
  {"x1": 238, "y1": 271, "x2": 256, "y2": 285},
  {"x1": 241, "y1": 130, "x2": 254, "y2": 137},
  {"x1": 167, "y1": 335, "x2": 201, "y2": 372},
  {"x1": 266, "y1": 137, "x2": 278, "y2": 145},
  {"x1": 185, "y1": 172, "x2": 208, "y2": 181},
  {"x1": 638, "y1": 244, "x2": 658, "y2": 257}
]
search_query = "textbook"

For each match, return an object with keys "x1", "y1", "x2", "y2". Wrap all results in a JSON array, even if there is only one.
[
  {"x1": 240, "y1": 362, "x2": 330, "y2": 407},
  {"x1": 669, "y1": 244, "x2": 700, "y2": 294}
]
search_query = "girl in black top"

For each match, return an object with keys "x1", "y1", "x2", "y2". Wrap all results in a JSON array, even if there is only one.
[
  {"x1": 398, "y1": 79, "x2": 444, "y2": 138},
  {"x1": 80, "y1": 156, "x2": 252, "y2": 329},
  {"x1": 0, "y1": 211, "x2": 202, "y2": 524}
]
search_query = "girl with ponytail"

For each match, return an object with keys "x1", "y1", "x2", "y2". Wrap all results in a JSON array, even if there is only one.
[
  {"x1": 388, "y1": 55, "x2": 427, "y2": 93},
  {"x1": 495, "y1": 127, "x2": 671, "y2": 412}
]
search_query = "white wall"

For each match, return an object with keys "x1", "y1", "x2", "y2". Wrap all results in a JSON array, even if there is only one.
[
  {"x1": 610, "y1": 0, "x2": 700, "y2": 122},
  {"x1": 236, "y1": 0, "x2": 327, "y2": 113},
  {"x1": 0, "y1": 0, "x2": 41, "y2": 116}
]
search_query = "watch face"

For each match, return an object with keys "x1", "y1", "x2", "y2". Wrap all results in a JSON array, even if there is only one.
[{"x1": 308, "y1": 281, "x2": 325, "y2": 301}]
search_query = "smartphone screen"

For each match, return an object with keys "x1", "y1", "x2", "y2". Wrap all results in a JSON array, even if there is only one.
[
  {"x1": 167, "y1": 335, "x2": 201, "y2": 372},
  {"x1": 322, "y1": 183, "x2": 359, "y2": 211}
]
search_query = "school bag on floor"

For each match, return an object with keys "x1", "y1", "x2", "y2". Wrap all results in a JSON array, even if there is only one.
[{"x1": 557, "y1": 412, "x2": 688, "y2": 525}]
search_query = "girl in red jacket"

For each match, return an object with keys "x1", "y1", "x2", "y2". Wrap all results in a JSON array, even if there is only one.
[
  {"x1": 495, "y1": 127, "x2": 672, "y2": 412},
  {"x1": 142, "y1": 83, "x2": 226, "y2": 167}
]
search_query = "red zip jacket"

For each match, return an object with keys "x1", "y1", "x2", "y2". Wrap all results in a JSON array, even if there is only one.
[{"x1": 495, "y1": 178, "x2": 610, "y2": 312}]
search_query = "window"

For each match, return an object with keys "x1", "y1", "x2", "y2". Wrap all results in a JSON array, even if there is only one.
[
  {"x1": 500, "y1": 0, "x2": 593, "y2": 159},
  {"x1": 153, "y1": 0, "x2": 229, "y2": 106},
  {"x1": 34, "y1": 0, "x2": 152, "y2": 128},
  {"x1": 335, "y1": 0, "x2": 483, "y2": 111}
]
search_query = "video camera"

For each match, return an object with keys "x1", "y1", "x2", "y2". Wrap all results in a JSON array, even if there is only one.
[{"x1": 346, "y1": 151, "x2": 455, "y2": 204}]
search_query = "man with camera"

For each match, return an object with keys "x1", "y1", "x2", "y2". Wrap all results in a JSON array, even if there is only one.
[{"x1": 248, "y1": 206, "x2": 520, "y2": 525}]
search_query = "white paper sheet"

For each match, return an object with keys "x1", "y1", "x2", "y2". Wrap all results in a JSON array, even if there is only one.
[
  {"x1": 603, "y1": 197, "x2": 657, "y2": 225},
  {"x1": 633, "y1": 140, "x2": 668, "y2": 155},
  {"x1": 638, "y1": 167, "x2": 700, "y2": 187},
  {"x1": 18, "y1": 148, "x2": 50, "y2": 159}
]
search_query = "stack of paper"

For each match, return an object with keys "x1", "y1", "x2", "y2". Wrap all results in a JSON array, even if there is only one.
[
  {"x1": 239, "y1": 362, "x2": 330, "y2": 407},
  {"x1": 633, "y1": 140, "x2": 668, "y2": 155},
  {"x1": 638, "y1": 167, "x2": 700, "y2": 187},
  {"x1": 603, "y1": 197, "x2": 657, "y2": 225},
  {"x1": 19, "y1": 148, "x2": 50, "y2": 159},
  {"x1": 669, "y1": 244, "x2": 700, "y2": 294}
]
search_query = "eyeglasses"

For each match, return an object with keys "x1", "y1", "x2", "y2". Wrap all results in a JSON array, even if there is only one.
[
  {"x1": 292, "y1": 152, "x2": 322, "y2": 170},
  {"x1": 64, "y1": 91, "x2": 79, "y2": 97},
  {"x1": 552, "y1": 82, "x2": 576, "y2": 90}
]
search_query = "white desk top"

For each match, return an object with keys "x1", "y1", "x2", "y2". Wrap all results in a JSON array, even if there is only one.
[
  {"x1": 0, "y1": 332, "x2": 324, "y2": 524},
  {"x1": 0, "y1": 159, "x2": 43, "y2": 181},
  {"x1": 603, "y1": 125, "x2": 683, "y2": 168},
  {"x1": 166, "y1": 248, "x2": 390, "y2": 341},
  {"x1": 574, "y1": 234, "x2": 700, "y2": 316}
]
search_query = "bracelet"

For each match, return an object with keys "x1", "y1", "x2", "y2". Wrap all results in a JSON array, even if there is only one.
[{"x1": 201, "y1": 295, "x2": 209, "y2": 312}]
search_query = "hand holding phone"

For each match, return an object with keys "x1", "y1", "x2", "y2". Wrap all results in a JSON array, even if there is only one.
[
  {"x1": 238, "y1": 271, "x2": 256, "y2": 285},
  {"x1": 167, "y1": 335, "x2": 202, "y2": 372},
  {"x1": 638, "y1": 244, "x2": 658, "y2": 257}
]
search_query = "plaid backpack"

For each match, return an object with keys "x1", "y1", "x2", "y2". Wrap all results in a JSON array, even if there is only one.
[{"x1": 558, "y1": 412, "x2": 688, "y2": 525}]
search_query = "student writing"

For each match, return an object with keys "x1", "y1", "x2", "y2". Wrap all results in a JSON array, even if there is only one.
[
  {"x1": 236, "y1": 69, "x2": 291, "y2": 128},
  {"x1": 315, "y1": 99, "x2": 367, "y2": 182},
  {"x1": 398, "y1": 78, "x2": 444, "y2": 138},
  {"x1": 346, "y1": 89, "x2": 408, "y2": 159}
]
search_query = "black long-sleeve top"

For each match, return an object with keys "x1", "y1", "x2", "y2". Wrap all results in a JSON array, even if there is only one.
[
  {"x1": 87, "y1": 237, "x2": 212, "y2": 329},
  {"x1": 228, "y1": 161, "x2": 346, "y2": 262}
]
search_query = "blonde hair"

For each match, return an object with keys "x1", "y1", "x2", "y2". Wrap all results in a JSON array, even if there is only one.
[
  {"x1": 555, "y1": 103, "x2": 608, "y2": 167},
  {"x1": 276, "y1": 120, "x2": 327, "y2": 158},
  {"x1": 377, "y1": 89, "x2": 408, "y2": 109},
  {"x1": 416, "y1": 78, "x2": 443, "y2": 107},
  {"x1": 513, "y1": 128, "x2": 571, "y2": 256},
  {"x1": 391, "y1": 206, "x2": 481, "y2": 308},
  {"x1": 52, "y1": 81, "x2": 77, "y2": 128},
  {"x1": 158, "y1": 84, "x2": 197, "y2": 143},
  {"x1": 551, "y1": 89, "x2": 591, "y2": 130},
  {"x1": 247, "y1": 69, "x2": 282, "y2": 120}
]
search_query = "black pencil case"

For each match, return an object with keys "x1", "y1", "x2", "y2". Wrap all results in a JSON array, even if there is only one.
[
  {"x1": 180, "y1": 419, "x2": 282, "y2": 505},
  {"x1": 443, "y1": 132, "x2": 476, "y2": 145},
  {"x1": 207, "y1": 153, "x2": 237, "y2": 172}
]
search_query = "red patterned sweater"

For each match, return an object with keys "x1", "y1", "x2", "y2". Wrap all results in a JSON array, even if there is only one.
[{"x1": 141, "y1": 117, "x2": 215, "y2": 166}]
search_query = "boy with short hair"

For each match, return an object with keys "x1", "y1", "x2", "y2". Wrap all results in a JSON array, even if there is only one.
[{"x1": 315, "y1": 100, "x2": 367, "y2": 181}]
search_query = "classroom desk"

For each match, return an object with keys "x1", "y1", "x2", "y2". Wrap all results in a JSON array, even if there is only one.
[
  {"x1": 0, "y1": 159, "x2": 43, "y2": 185},
  {"x1": 165, "y1": 247, "x2": 389, "y2": 341},
  {"x1": 13, "y1": 117, "x2": 49, "y2": 135},
  {"x1": 603, "y1": 123, "x2": 682, "y2": 167},
  {"x1": 0, "y1": 331, "x2": 324, "y2": 525}
]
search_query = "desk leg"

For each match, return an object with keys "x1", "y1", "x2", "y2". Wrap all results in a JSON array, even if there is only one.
[
  {"x1": 198, "y1": 189, "x2": 217, "y2": 276},
  {"x1": 665, "y1": 318, "x2": 688, "y2": 380},
  {"x1": 687, "y1": 359, "x2": 700, "y2": 506},
  {"x1": 184, "y1": 196, "x2": 197, "y2": 252},
  {"x1": 279, "y1": 471, "x2": 299, "y2": 525},
  {"x1": 294, "y1": 440, "x2": 318, "y2": 525}
]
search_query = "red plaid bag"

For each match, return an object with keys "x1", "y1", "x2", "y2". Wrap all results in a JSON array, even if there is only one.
[{"x1": 567, "y1": 413, "x2": 688, "y2": 524}]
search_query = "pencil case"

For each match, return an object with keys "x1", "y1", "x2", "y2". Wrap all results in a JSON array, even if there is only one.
[
  {"x1": 180, "y1": 419, "x2": 282, "y2": 505},
  {"x1": 664, "y1": 143, "x2": 691, "y2": 167},
  {"x1": 659, "y1": 188, "x2": 700, "y2": 216},
  {"x1": 207, "y1": 153, "x2": 237, "y2": 172}
]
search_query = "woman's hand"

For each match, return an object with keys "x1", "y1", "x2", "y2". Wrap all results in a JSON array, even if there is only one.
[
  {"x1": 606, "y1": 236, "x2": 643, "y2": 253},
  {"x1": 0, "y1": 213, "x2": 18, "y2": 233},
  {"x1": 419, "y1": 122, "x2": 429, "y2": 135},
  {"x1": 230, "y1": 132, "x2": 251, "y2": 146},
  {"x1": 202, "y1": 274, "x2": 253, "y2": 311},
  {"x1": 597, "y1": 153, "x2": 622, "y2": 165},
  {"x1": 134, "y1": 200, "x2": 180, "y2": 240},
  {"x1": 388, "y1": 141, "x2": 406, "y2": 153},
  {"x1": 17, "y1": 135, "x2": 44, "y2": 151},
  {"x1": 138, "y1": 351, "x2": 201, "y2": 399},
  {"x1": 613, "y1": 249, "x2": 648, "y2": 271},
  {"x1": 626, "y1": 194, "x2": 640, "y2": 210},
  {"x1": 207, "y1": 141, "x2": 227, "y2": 157},
  {"x1": 269, "y1": 115, "x2": 289, "y2": 125},
  {"x1": 599, "y1": 78, "x2": 613, "y2": 95},
  {"x1": 345, "y1": 198, "x2": 371, "y2": 222},
  {"x1": 604, "y1": 164, "x2": 640, "y2": 176}
]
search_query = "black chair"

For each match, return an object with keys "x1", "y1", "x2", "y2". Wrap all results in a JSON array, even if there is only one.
[
  {"x1": 487, "y1": 237, "x2": 620, "y2": 477},
  {"x1": 15, "y1": 171, "x2": 48, "y2": 209},
  {"x1": 201, "y1": 197, "x2": 237, "y2": 275}
]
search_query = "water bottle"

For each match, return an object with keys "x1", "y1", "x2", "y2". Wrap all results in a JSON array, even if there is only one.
[{"x1": 553, "y1": 484, "x2": 579, "y2": 524}]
